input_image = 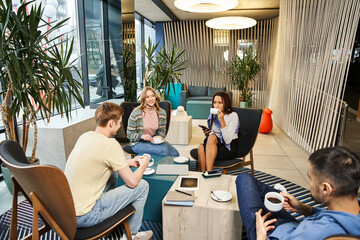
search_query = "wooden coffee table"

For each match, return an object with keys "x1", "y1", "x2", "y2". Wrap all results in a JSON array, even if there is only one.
[{"x1": 162, "y1": 171, "x2": 242, "y2": 240}]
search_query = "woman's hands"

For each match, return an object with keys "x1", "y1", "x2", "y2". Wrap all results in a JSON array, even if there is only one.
[
  {"x1": 141, "y1": 134, "x2": 153, "y2": 142},
  {"x1": 255, "y1": 209, "x2": 277, "y2": 240},
  {"x1": 202, "y1": 128, "x2": 211, "y2": 136},
  {"x1": 217, "y1": 110, "x2": 226, "y2": 128}
]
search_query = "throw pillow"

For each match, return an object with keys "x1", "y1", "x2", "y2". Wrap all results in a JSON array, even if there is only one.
[
  {"x1": 188, "y1": 86, "x2": 208, "y2": 96},
  {"x1": 208, "y1": 87, "x2": 226, "y2": 97}
]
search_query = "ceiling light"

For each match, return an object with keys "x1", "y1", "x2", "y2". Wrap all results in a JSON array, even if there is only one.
[
  {"x1": 174, "y1": 0, "x2": 238, "y2": 13},
  {"x1": 206, "y1": 17, "x2": 257, "y2": 30}
]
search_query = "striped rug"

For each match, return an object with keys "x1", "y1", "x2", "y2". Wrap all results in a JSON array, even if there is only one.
[{"x1": 0, "y1": 164, "x2": 323, "y2": 240}]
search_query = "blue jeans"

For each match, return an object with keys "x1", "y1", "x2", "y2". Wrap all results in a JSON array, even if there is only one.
[
  {"x1": 76, "y1": 172, "x2": 149, "y2": 235},
  {"x1": 132, "y1": 140, "x2": 179, "y2": 157},
  {"x1": 236, "y1": 173, "x2": 297, "y2": 240}
]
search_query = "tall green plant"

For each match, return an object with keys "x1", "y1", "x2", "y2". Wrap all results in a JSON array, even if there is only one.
[
  {"x1": 143, "y1": 38, "x2": 187, "y2": 98},
  {"x1": 0, "y1": 0, "x2": 85, "y2": 163},
  {"x1": 227, "y1": 46, "x2": 260, "y2": 107},
  {"x1": 122, "y1": 43, "x2": 137, "y2": 102}
]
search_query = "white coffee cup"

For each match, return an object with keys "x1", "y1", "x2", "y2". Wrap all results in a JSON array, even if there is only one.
[
  {"x1": 264, "y1": 192, "x2": 284, "y2": 212},
  {"x1": 143, "y1": 153, "x2": 154, "y2": 165},
  {"x1": 210, "y1": 108, "x2": 219, "y2": 114},
  {"x1": 153, "y1": 136, "x2": 162, "y2": 143}
]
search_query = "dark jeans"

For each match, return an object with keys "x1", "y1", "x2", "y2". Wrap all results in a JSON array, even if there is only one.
[{"x1": 236, "y1": 173, "x2": 297, "y2": 240}]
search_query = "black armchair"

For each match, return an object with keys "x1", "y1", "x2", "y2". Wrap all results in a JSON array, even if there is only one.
[
  {"x1": 118, "y1": 101, "x2": 172, "y2": 157},
  {"x1": 190, "y1": 108, "x2": 263, "y2": 175}
]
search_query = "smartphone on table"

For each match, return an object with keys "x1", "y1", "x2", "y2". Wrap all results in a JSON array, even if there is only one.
[{"x1": 202, "y1": 169, "x2": 222, "y2": 178}]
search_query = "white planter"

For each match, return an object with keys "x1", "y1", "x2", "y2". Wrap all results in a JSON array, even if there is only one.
[{"x1": 239, "y1": 101, "x2": 246, "y2": 108}]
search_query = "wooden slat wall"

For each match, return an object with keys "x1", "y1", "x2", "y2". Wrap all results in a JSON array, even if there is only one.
[
  {"x1": 163, "y1": 19, "x2": 278, "y2": 109},
  {"x1": 269, "y1": 0, "x2": 360, "y2": 152}
]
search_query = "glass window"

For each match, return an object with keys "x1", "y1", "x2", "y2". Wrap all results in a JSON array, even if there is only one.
[
  {"x1": 84, "y1": 0, "x2": 106, "y2": 102},
  {"x1": 108, "y1": 2, "x2": 124, "y2": 98},
  {"x1": 135, "y1": 17, "x2": 143, "y2": 88}
]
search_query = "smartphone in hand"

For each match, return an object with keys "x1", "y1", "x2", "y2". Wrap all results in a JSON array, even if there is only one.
[{"x1": 198, "y1": 125, "x2": 209, "y2": 131}]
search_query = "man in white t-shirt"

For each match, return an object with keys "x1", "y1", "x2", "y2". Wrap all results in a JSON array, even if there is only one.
[{"x1": 65, "y1": 102, "x2": 153, "y2": 240}]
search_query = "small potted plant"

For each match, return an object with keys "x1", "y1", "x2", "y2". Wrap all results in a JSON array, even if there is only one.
[
  {"x1": 227, "y1": 46, "x2": 261, "y2": 108},
  {"x1": 0, "y1": 0, "x2": 85, "y2": 192}
]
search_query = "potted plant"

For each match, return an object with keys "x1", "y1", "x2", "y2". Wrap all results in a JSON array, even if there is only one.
[
  {"x1": 143, "y1": 38, "x2": 188, "y2": 100},
  {"x1": 227, "y1": 46, "x2": 261, "y2": 108},
  {"x1": 0, "y1": 1, "x2": 85, "y2": 169}
]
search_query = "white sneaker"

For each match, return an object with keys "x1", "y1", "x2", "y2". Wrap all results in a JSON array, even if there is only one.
[
  {"x1": 274, "y1": 183, "x2": 287, "y2": 193},
  {"x1": 132, "y1": 230, "x2": 153, "y2": 240}
]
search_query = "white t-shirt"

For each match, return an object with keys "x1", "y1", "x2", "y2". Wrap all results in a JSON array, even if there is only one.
[{"x1": 65, "y1": 131, "x2": 128, "y2": 216}]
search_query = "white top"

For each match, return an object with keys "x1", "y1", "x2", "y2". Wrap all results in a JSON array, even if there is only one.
[{"x1": 211, "y1": 111, "x2": 239, "y2": 145}]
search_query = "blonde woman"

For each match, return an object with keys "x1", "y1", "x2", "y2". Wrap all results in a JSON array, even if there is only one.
[{"x1": 127, "y1": 86, "x2": 179, "y2": 156}]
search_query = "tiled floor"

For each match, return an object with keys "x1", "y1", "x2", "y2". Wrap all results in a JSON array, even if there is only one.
[{"x1": 173, "y1": 119, "x2": 311, "y2": 190}]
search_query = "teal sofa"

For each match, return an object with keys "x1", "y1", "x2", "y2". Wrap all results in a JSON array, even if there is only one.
[{"x1": 180, "y1": 86, "x2": 232, "y2": 109}]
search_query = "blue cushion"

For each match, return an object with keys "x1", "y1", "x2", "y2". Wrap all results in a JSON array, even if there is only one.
[
  {"x1": 188, "y1": 86, "x2": 207, "y2": 96},
  {"x1": 208, "y1": 87, "x2": 226, "y2": 97}
]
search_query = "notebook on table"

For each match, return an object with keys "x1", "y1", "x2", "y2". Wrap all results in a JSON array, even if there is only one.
[{"x1": 156, "y1": 164, "x2": 188, "y2": 175}]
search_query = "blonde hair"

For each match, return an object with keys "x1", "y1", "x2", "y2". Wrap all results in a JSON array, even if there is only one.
[
  {"x1": 95, "y1": 102, "x2": 124, "y2": 127},
  {"x1": 139, "y1": 86, "x2": 160, "y2": 114}
]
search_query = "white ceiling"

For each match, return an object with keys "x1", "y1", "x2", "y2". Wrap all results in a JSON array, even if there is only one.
[{"x1": 135, "y1": 0, "x2": 280, "y2": 23}]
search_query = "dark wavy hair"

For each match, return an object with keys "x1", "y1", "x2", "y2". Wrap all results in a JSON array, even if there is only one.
[
  {"x1": 309, "y1": 146, "x2": 360, "y2": 197},
  {"x1": 212, "y1": 91, "x2": 233, "y2": 114}
]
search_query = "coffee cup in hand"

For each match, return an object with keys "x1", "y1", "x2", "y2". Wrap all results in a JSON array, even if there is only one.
[
  {"x1": 153, "y1": 136, "x2": 163, "y2": 143},
  {"x1": 264, "y1": 192, "x2": 284, "y2": 212},
  {"x1": 210, "y1": 108, "x2": 219, "y2": 115}
]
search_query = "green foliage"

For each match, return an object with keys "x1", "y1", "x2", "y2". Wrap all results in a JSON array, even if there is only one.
[
  {"x1": 0, "y1": 0, "x2": 85, "y2": 161},
  {"x1": 143, "y1": 38, "x2": 188, "y2": 98},
  {"x1": 122, "y1": 43, "x2": 137, "y2": 102},
  {"x1": 227, "y1": 46, "x2": 260, "y2": 107}
]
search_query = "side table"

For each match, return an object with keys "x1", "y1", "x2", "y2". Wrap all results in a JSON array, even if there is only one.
[
  {"x1": 165, "y1": 115, "x2": 192, "y2": 145},
  {"x1": 162, "y1": 171, "x2": 242, "y2": 240}
]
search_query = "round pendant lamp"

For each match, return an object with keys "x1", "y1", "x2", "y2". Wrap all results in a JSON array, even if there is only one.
[
  {"x1": 206, "y1": 16, "x2": 257, "y2": 30},
  {"x1": 174, "y1": 0, "x2": 238, "y2": 13}
]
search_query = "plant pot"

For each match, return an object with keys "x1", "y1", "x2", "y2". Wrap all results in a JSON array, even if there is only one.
[
  {"x1": 239, "y1": 101, "x2": 247, "y2": 108},
  {"x1": 1, "y1": 158, "x2": 39, "y2": 195}
]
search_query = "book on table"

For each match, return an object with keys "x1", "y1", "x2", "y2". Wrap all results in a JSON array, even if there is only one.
[{"x1": 165, "y1": 190, "x2": 195, "y2": 207}]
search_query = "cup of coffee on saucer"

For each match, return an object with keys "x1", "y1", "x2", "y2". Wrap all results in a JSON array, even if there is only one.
[
  {"x1": 264, "y1": 192, "x2": 284, "y2": 212},
  {"x1": 153, "y1": 136, "x2": 163, "y2": 144},
  {"x1": 143, "y1": 153, "x2": 154, "y2": 166},
  {"x1": 210, "y1": 108, "x2": 219, "y2": 115}
]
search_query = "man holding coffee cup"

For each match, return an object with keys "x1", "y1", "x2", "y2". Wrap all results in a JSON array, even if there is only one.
[
  {"x1": 236, "y1": 146, "x2": 360, "y2": 240},
  {"x1": 65, "y1": 102, "x2": 153, "y2": 240}
]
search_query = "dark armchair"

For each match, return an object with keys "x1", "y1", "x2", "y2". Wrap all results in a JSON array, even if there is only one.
[{"x1": 190, "y1": 108, "x2": 263, "y2": 175}]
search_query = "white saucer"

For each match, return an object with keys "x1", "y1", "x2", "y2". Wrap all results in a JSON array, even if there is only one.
[
  {"x1": 148, "y1": 159, "x2": 154, "y2": 167},
  {"x1": 173, "y1": 156, "x2": 189, "y2": 164},
  {"x1": 210, "y1": 190, "x2": 232, "y2": 202},
  {"x1": 143, "y1": 168, "x2": 155, "y2": 175},
  {"x1": 151, "y1": 140, "x2": 164, "y2": 144}
]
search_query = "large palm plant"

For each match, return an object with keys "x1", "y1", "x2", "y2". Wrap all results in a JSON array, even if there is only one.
[
  {"x1": 143, "y1": 39, "x2": 188, "y2": 98},
  {"x1": 0, "y1": 0, "x2": 85, "y2": 163}
]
